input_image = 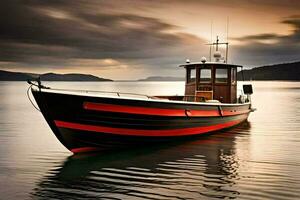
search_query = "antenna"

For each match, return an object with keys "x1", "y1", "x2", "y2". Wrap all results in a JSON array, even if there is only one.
[
  {"x1": 226, "y1": 17, "x2": 229, "y2": 63},
  {"x1": 205, "y1": 20, "x2": 229, "y2": 63},
  {"x1": 226, "y1": 17, "x2": 229, "y2": 42},
  {"x1": 209, "y1": 20, "x2": 213, "y2": 62},
  {"x1": 216, "y1": 36, "x2": 219, "y2": 51}
]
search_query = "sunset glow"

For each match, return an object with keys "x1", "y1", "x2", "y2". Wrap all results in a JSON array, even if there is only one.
[{"x1": 0, "y1": 0, "x2": 299, "y2": 79}]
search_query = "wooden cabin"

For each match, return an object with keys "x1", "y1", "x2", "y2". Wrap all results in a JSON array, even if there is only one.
[
  {"x1": 155, "y1": 37, "x2": 247, "y2": 104},
  {"x1": 180, "y1": 62, "x2": 240, "y2": 103}
]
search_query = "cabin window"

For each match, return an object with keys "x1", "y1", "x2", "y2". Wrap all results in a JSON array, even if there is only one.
[
  {"x1": 199, "y1": 69, "x2": 212, "y2": 83},
  {"x1": 215, "y1": 68, "x2": 228, "y2": 83},
  {"x1": 231, "y1": 68, "x2": 236, "y2": 84},
  {"x1": 187, "y1": 68, "x2": 196, "y2": 83}
]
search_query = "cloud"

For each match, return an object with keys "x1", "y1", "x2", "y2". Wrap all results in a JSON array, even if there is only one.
[
  {"x1": 0, "y1": 0, "x2": 206, "y2": 73},
  {"x1": 0, "y1": 0, "x2": 299, "y2": 79},
  {"x1": 234, "y1": 16, "x2": 300, "y2": 43},
  {"x1": 230, "y1": 15, "x2": 300, "y2": 67},
  {"x1": 233, "y1": 33, "x2": 279, "y2": 41}
]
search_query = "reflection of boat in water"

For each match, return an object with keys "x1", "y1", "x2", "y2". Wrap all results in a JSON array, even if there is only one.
[
  {"x1": 32, "y1": 122, "x2": 251, "y2": 199},
  {"x1": 28, "y1": 38, "x2": 255, "y2": 153}
]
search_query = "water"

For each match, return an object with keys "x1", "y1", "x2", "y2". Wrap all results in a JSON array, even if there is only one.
[{"x1": 0, "y1": 81, "x2": 299, "y2": 199}]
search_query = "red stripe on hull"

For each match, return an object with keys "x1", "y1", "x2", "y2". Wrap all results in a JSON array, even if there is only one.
[
  {"x1": 83, "y1": 102, "x2": 249, "y2": 117},
  {"x1": 54, "y1": 118, "x2": 246, "y2": 137},
  {"x1": 71, "y1": 147, "x2": 101, "y2": 153}
]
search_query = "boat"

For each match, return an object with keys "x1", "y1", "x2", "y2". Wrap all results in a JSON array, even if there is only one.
[{"x1": 27, "y1": 37, "x2": 255, "y2": 153}]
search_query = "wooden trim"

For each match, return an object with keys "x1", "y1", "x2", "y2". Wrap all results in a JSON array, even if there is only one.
[{"x1": 195, "y1": 90, "x2": 213, "y2": 101}]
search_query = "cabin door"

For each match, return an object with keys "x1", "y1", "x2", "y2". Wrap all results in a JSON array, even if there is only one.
[
  {"x1": 196, "y1": 67, "x2": 213, "y2": 102},
  {"x1": 213, "y1": 68, "x2": 232, "y2": 103}
]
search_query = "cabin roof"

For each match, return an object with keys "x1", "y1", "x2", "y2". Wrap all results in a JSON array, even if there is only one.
[{"x1": 179, "y1": 62, "x2": 242, "y2": 68}]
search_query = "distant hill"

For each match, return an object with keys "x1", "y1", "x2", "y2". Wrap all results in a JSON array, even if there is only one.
[
  {"x1": 138, "y1": 76, "x2": 185, "y2": 81},
  {"x1": 237, "y1": 61, "x2": 300, "y2": 81},
  {"x1": 0, "y1": 70, "x2": 37, "y2": 81},
  {"x1": 0, "y1": 70, "x2": 112, "y2": 81},
  {"x1": 140, "y1": 61, "x2": 300, "y2": 82},
  {"x1": 2, "y1": 61, "x2": 299, "y2": 82},
  {"x1": 39, "y1": 73, "x2": 112, "y2": 81}
]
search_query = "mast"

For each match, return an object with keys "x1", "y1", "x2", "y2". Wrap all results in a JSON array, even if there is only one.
[{"x1": 206, "y1": 36, "x2": 229, "y2": 63}]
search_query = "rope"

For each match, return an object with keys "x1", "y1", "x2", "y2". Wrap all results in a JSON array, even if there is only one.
[{"x1": 27, "y1": 85, "x2": 41, "y2": 112}]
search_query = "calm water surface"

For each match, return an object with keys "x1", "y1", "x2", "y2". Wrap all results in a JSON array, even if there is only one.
[{"x1": 0, "y1": 81, "x2": 299, "y2": 199}]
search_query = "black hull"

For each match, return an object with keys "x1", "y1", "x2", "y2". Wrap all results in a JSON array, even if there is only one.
[{"x1": 32, "y1": 89, "x2": 251, "y2": 153}]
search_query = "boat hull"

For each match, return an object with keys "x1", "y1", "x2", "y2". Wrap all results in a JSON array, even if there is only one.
[{"x1": 32, "y1": 89, "x2": 251, "y2": 153}]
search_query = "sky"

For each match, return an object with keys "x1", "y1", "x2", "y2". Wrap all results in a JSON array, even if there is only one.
[{"x1": 0, "y1": 0, "x2": 300, "y2": 80}]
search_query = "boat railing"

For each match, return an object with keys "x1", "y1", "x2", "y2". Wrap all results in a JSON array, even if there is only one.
[
  {"x1": 26, "y1": 79, "x2": 159, "y2": 99},
  {"x1": 43, "y1": 87, "x2": 163, "y2": 100},
  {"x1": 27, "y1": 79, "x2": 218, "y2": 102}
]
